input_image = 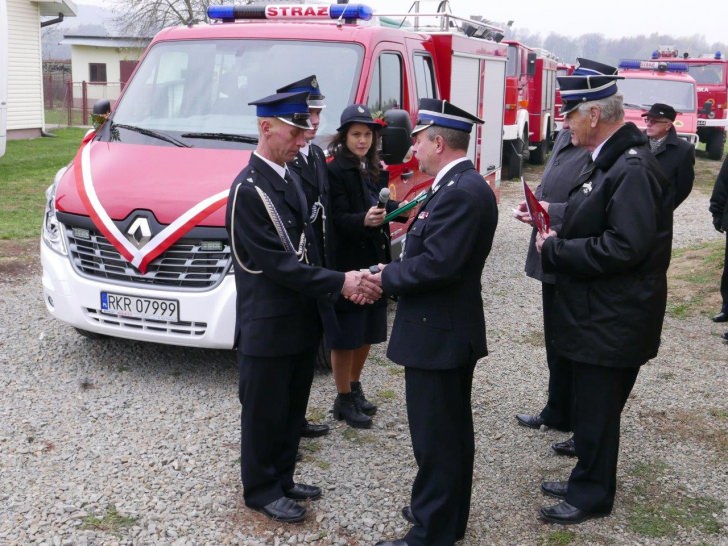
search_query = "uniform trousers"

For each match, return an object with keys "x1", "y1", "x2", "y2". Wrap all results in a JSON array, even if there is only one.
[
  {"x1": 404, "y1": 362, "x2": 476, "y2": 546},
  {"x1": 720, "y1": 233, "x2": 728, "y2": 312},
  {"x1": 539, "y1": 282, "x2": 573, "y2": 431},
  {"x1": 565, "y1": 360, "x2": 639, "y2": 514},
  {"x1": 238, "y1": 345, "x2": 317, "y2": 508}
]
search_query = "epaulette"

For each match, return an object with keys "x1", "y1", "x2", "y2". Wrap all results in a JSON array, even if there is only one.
[{"x1": 624, "y1": 148, "x2": 642, "y2": 165}]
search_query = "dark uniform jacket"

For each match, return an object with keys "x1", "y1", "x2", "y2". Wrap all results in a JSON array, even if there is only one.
[
  {"x1": 225, "y1": 154, "x2": 344, "y2": 356},
  {"x1": 525, "y1": 129, "x2": 591, "y2": 283},
  {"x1": 709, "y1": 155, "x2": 728, "y2": 230},
  {"x1": 288, "y1": 144, "x2": 335, "y2": 268},
  {"x1": 651, "y1": 126, "x2": 695, "y2": 209},
  {"x1": 382, "y1": 159, "x2": 498, "y2": 370},
  {"x1": 328, "y1": 153, "x2": 399, "y2": 310},
  {"x1": 541, "y1": 123, "x2": 673, "y2": 368}
]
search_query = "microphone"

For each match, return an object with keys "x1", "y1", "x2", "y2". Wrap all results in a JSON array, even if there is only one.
[{"x1": 377, "y1": 187, "x2": 390, "y2": 209}]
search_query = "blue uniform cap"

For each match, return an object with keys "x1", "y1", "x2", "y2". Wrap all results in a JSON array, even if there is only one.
[
  {"x1": 558, "y1": 58, "x2": 623, "y2": 115},
  {"x1": 248, "y1": 90, "x2": 313, "y2": 130},
  {"x1": 412, "y1": 98, "x2": 483, "y2": 135},
  {"x1": 277, "y1": 75, "x2": 326, "y2": 109}
]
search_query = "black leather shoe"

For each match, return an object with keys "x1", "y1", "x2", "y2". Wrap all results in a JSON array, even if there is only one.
[
  {"x1": 351, "y1": 381, "x2": 378, "y2": 416},
  {"x1": 301, "y1": 420, "x2": 330, "y2": 438},
  {"x1": 722, "y1": 331, "x2": 728, "y2": 341},
  {"x1": 551, "y1": 437, "x2": 576, "y2": 457},
  {"x1": 374, "y1": 540, "x2": 408, "y2": 546},
  {"x1": 254, "y1": 497, "x2": 305, "y2": 523},
  {"x1": 540, "y1": 480, "x2": 568, "y2": 499},
  {"x1": 401, "y1": 505, "x2": 415, "y2": 524},
  {"x1": 284, "y1": 483, "x2": 322, "y2": 501},
  {"x1": 712, "y1": 311, "x2": 728, "y2": 323},
  {"x1": 540, "y1": 501, "x2": 610, "y2": 525},
  {"x1": 516, "y1": 413, "x2": 544, "y2": 429},
  {"x1": 333, "y1": 392, "x2": 372, "y2": 429},
  {"x1": 295, "y1": 450, "x2": 303, "y2": 462}
]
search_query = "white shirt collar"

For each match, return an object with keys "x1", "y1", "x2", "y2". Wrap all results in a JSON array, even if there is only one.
[
  {"x1": 432, "y1": 157, "x2": 469, "y2": 192},
  {"x1": 254, "y1": 151, "x2": 288, "y2": 182}
]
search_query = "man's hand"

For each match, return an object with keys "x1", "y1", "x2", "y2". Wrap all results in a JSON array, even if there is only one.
[
  {"x1": 342, "y1": 270, "x2": 382, "y2": 304},
  {"x1": 362, "y1": 263, "x2": 386, "y2": 288},
  {"x1": 714, "y1": 216, "x2": 724, "y2": 233},
  {"x1": 535, "y1": 228, "x2": 557, "y2": 254},
  {"x1": 364, "y1": 206, "x2": 386, "y2": 227},
  {"x1": 512, "y1": 200, "x2": 533, "y2": 225}
]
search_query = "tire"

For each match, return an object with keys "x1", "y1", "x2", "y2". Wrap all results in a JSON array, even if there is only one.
[
  {"x1": 506, "y1": 135, "x2": 524, "y2": 180},
  {"x1": 706, "y1": 130, "x2": 725, "y2": 161},
  {"x1": 74, "y1": 327, "x2": 106, "y2": 340},
  {"x1": 314, "y1": 337, "x2": 331, "y2": 374},
  {"x1": 529, "y1": 137, "x2": 548, "y2": 165}
]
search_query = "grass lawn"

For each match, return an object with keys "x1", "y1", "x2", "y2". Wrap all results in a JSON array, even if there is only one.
[{"x1": 0, "y1": 128, "x2": 86, "y2": 240}]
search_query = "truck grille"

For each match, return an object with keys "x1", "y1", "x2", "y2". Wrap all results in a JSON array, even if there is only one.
[
  {"x1": 64, "y1": 225, "x2": 231, "y2": 290},
  {"x1": 84, "y1": 308, "x2": 207, "y2": 337}
]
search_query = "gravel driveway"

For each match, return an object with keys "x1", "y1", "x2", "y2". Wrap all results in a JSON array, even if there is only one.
[{"x1": 1, "y1": 176, "x2": 726, "y2": 546}]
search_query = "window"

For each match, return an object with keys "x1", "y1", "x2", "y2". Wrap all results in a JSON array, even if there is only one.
[
  {"x1": 413, "y1": 54, "x2": 436, "y2": 100},
  {"x1": 89, "y1": 63, "x2": 107, "y2": 83},
  {"x1": 367, "y1": 53, "x2": 402, "y2": 112}
]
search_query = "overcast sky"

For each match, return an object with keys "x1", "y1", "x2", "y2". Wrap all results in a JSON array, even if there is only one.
[{"x1": 366, "y1": 0, "x2": 727, "y2": 45}]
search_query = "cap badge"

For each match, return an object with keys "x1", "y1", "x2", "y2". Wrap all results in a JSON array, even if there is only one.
[
  {"x1": 311, "y1": 77, "x2": 318, "y2": 89},
  {"x1": 357, "y1": 106, "x2": 365, "y2": 113},
  {"x1": 628, "y1": 149, "x2": 638, "y2": 155},
  {"x1": 582, "y1": 181, "x2": 593, "y2": 195}
]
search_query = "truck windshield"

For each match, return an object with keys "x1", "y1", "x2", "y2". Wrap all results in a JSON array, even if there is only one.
[
  {"x1": 619, "y1": 77, "x2": 696, "y2": 112},
  {"x1": 686, "y1": 64, "x2": 726, "y2": 85},
  {"x1": 112, "y1": 39, "x2": 363, "y2": 144}
]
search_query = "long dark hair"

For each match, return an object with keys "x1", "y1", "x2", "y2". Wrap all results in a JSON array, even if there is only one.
[{"x1": 327, "y1": 123, "x2": 382, "y2": 181}]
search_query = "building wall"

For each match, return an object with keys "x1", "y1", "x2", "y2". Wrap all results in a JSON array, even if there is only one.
[
  {"x1": 6, "y1": 0, "x2": 44, "y2": 137},
  {"x1": 71, "y1": 45, "x2": 145, "y2": 102}
]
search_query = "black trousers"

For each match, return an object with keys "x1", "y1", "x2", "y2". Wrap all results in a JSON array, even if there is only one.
[
  {"x1": 539, "y1": 282, "x2": 573, "y2": 432},
  {"x1": 404, "y1": 363, "x2": 476, "y2": 546},
  {"x1": 721, "y1": 233, "x2": 728, "y2": 311},
  {"x1": 238, "y1": 346, "x2": 317, "y2": 508},
  {"x1": 565, "y1": 361, "x2": 639, "y2": 513}
]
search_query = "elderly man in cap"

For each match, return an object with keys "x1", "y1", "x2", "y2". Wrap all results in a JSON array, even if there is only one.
[
  {"x1": 277, "y1": 76, "x2": 333, "y2": 440},
  {"x1": 535, "y1": 62, "x2": 672, "y2": 524},
  {"x1": 225, "y1": 87, "x2": 381, "y2": 523},
  {"x1": 642, "y1": 102, "x2": 695, "y2": 209},
  {"x1": 370, "y1": 98, "x2": 498, "y2": 546},
  {"x1": 709, "y1": 155, "x2": 728, "y2": 328}
]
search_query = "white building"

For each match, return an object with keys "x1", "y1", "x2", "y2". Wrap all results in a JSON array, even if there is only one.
[{"x1": 5, "y1": 0, "x2": 77, "y2": 139}]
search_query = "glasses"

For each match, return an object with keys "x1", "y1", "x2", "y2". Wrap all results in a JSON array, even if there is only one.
[{"x1": 643, "y1": 118, "x2": 669, "y2": 125}]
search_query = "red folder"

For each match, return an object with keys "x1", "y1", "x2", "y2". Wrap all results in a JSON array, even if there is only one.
[{"x1": 522, "y1": 177, "x2": 550, "y2": 236}]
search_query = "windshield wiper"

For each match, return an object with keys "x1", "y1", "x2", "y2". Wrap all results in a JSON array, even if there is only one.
[
  {"x1": 623, "y1": 103, "x2": 648, "y2": 110},
  {"x1": 181, "y1": 132, "x2": 259, "y2": 144},
  {"x1": 112, "y1": 122, "x2": 191, "y2": 147}
]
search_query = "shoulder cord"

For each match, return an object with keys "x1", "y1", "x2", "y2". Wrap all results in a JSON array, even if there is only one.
[
  {"x1": 253, "y1": 185, "x2": 309, "y2": 264},
  {"x1": 230, "y1": 182, "x2": 262, "y2": 275}
]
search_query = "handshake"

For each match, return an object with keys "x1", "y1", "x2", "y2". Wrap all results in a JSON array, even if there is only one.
[{"x1": 342, "y1": 264, "x2": 386, "y2": 305}]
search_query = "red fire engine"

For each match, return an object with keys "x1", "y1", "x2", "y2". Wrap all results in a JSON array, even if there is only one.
[
  {"x1": 40, "y1": 2, "x2": 509, "y2": 350},
  {"x1": 653, "y1": 45, "x2": 727, "y2": 160},
  {"x1": 618, "y1": 59, "x2": 699, "y2": 144},
  {"x1": 553, "y1": 62, "x2": 574, "y2": 136},
  {"x1": 501, "y1": 41, "x2": 557, "y2": 178}
]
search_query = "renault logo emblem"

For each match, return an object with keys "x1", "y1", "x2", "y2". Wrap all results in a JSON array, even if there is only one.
[{"x1": 127, "y1": 217, "x2": 152, "y2": 249}]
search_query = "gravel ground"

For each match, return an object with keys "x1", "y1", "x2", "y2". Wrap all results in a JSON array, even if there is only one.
[{"x1": 1, "y1": 175, "x2": 727, "y2": 546}]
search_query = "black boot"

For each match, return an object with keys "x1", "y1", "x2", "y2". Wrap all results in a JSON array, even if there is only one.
[
  {"x1": 332, "y1": 392, "x2": 372, "y2": 429},
  {"x1": 351, "y1": 381, "x2": 377, "y2": 416}
]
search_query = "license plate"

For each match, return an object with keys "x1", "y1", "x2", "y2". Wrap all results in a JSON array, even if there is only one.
[{"x1": 100, "y1": 292, "x2": 179, "y2": 321}]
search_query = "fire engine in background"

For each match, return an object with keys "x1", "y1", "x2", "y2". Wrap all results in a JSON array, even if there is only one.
[
  {"x1": 40, "y1": 1, "x2": 508, "y2": 351},
  {"x1": 652, "y1": 45, "x2": 727, "y2": 160},
  {"x1": 501, "y1": 40, "x2": 557, "y2": 178},
  {"x1": 553, "y1": 62, "x2": 574, "y2": 136},
  {"x1": 618, "y1": 59, "x2": 699, "y2": 144}
]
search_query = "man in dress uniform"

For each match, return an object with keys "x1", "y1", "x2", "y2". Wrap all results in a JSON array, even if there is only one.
[
  {"x1": 642, "y1": 102, "x2": 695, "y2": 209},
  {"x1": 535, "y1": 63, "x2": 672, "y2": 524},
  {"x1": 709, "y1": 154, "x2": 728, "y2": 329},
  {"x1": 370, "y1": 99, "x2": 498, "y2": 546},
  {"x1": 225, "y1": 88, "x2": 381, "y2": 523},
  {"x1": 278, "y1": 76, "x2": 333, "y2": 439}
]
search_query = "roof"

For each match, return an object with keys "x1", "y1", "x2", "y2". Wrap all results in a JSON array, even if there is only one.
[
  {"x1": 38, "y1": 0, "x2": 78, "y2": 17},
  {"x1": 60, "y1": 35, "x2": 152, "y2": 48}
]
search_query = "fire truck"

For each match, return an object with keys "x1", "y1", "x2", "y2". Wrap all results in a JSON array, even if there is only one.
[
  {"x1": 553, "y1": 62, "x2": 574, "y2": 136},
  {"x1": 618, "y1": 59, "x2": 699, "y2": 144},
  {"x1": 40, "y1": 2, "x2": 508, "y2": 350},
  {"x1": 653, "y1": 46, "x2": 727, "y2": 160},
  {"x1": 501, "y1": 41, "x2": 557, "y2": 178}
]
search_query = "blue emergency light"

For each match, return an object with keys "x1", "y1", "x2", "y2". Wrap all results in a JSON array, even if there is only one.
[
  {"x1": 207, "y1": 3, "x2": 373, "y2": 22},
  {"x1": 619, "y1": 59, "x2": 688, "y2": 72}
]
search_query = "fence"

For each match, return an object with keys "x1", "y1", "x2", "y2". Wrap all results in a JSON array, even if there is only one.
[{"x1": 44, "y1": 75, "x2": 122, "y2": 127}]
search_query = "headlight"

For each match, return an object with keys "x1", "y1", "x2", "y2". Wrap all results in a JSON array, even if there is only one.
[{"x1": 41, "y1": 172, "x2": 68, "y2": 256}]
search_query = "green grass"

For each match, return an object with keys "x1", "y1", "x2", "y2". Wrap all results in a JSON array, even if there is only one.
[
  {"x1": 667, "y1": 241, "x2": 725, "y2": 318},
  {"x1": 80, "y1": 505, "x2": 138, "y2": 536},
  {"x1": 0, "y1": 128, "x2": 86, "y2": 240},
  {"x1": 539, "y1": 530, "x2": 575, "y2": 546},
  {"x1": 379, "y1": 389, "x2": 396, "y2": 400}
]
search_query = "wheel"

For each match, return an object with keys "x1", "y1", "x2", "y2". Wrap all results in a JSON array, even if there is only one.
[
  {"x1": 529, "y1": 136, "x2": 548, "y2": 165},
  {"x1": 706, "y1": 130, "x2": 725, "y2": 161},
  {"x1": 74, "y1": 327, "x2": 106, "y2": 340},
  {"x1": 314, "y1": 337, "x2": 331, "y2": 374},
  {"x1": 506, "y1": 135, "x2": 524, "y2": 180}
]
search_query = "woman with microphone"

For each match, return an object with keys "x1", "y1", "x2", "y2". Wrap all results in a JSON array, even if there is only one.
[{"x1": 327, "y1": 104, "x2": 401, "y2": 428}]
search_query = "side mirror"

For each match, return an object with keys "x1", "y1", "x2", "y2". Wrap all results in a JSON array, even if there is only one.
[
  {"x1": 93, "y1": 99, "x2": 111, "y2": 116},
  {"x1": 526, "y1": 52, "x2": 537, "y2": 76},
  {"x1": 380, "y1": 108, "x2": 412, "y2": 165},
  {"x1": 701, "y1": 101, "x2": 713, "y2": 116}
]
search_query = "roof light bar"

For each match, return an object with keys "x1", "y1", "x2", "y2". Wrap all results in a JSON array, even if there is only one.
[
  {"x1": 207, "y1": 4, "x2": 373, "y2": 22},
  {"x1": 619, "y1": 59, "x2": 688, "y2": 73}
]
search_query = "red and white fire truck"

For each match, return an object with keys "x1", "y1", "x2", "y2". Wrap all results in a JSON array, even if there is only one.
[
  {"x1": 553, "y1": 62, "x2": 574, "y2": 136},
  {"x1": 501, "y1": 41, "x2": 557, "y2": 178},
  {"x1": 652, "y1": 45, "x2": 727, "y2": 160},
  {"x1": 40, "y1": 2, "x2": 508, "y2": 349},
  {"x1": 618, "y1": 59, "x2": 699, "y2": 144}
]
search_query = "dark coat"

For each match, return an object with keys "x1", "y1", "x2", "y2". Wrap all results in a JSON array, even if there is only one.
[
  {"x1": 709, "y1": 155, "x2": 728, "y2": 230},
  {"x1": 651, "y1": 126, "x2": 695, "y2": 209},
  {"x1": 288, "y1": 144, "x2": 335, "y2": 268},
  {"x1": 541, "y1": 123, "x2": 673, "y2": 368},
  {"x1": 383, "y1": 159, "x2": 498, "y2": 370},
  {"x1": 525, "y1": 129, "x2": 591, "y2": 283},
  {"x1": 225, "y1": 154, "x2": 344, "y2": 356}
]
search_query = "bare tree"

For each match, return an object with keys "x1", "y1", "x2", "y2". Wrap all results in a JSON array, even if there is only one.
[{"x1": 112, "y1": 0, "x2": 216, "y2": 37}]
